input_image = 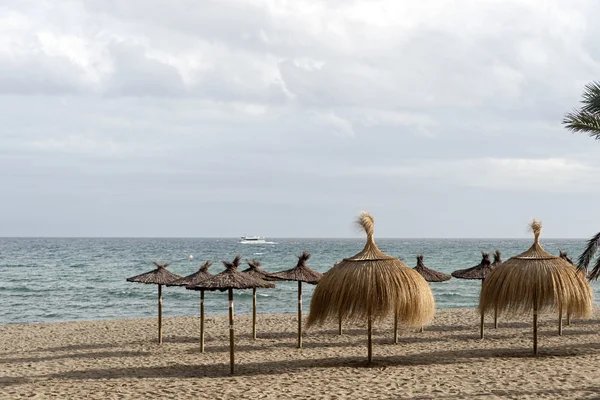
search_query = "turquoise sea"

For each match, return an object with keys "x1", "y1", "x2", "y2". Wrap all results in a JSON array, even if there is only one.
[{"x1": 0, "y1": 238, "x2": 596, "y2": 324}]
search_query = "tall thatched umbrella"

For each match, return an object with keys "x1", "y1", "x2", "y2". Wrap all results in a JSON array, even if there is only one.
[
  {"x1": 242, "y1": 259, "x2": 281, "y2": 340},
  {"x1": 166, "y1": 261, "x2": 213, "y2": 352},
  {"x1": 187, "y1": 255, "x2": 275, "y2": 374},
  {"x1": 451, "y1": 252, "x2": 496, "y2": 338},
  {"x1": 413, "y1": 255, "x2": 450, "y2": 333},
  {"x1": 479, "y1": 220, "x2": 593, "y2": 355},
  {"x1": 269, "y1": 251, "x2": 322, "y2": 349},
  {"x1": 126, "y1": 262, "x2": 182, "y2": 344},
  {"x1": 307, "y1": 212, "x2": 435, "y2": 363}
]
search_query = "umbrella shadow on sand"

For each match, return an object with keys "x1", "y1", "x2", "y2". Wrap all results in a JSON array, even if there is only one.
[{"x1": 42, "y1": 342, "x2": 600, "y2": 381}]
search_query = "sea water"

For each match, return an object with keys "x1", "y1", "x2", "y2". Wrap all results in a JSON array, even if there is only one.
[{"x1": 0, "y1": 237, "x2": 596, "y2": 324}]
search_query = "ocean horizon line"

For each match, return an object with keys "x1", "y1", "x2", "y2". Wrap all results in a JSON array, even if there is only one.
[{"x1": 0, "y1": 236, "x2": 588, "y2": 240}]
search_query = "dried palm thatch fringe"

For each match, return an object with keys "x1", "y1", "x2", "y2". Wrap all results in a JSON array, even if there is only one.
[
  {"x1": 165, "y1": 261, "x2": 213, "y2": 353},
  {"x1": 166, "y1": 261, "x2": 213, "y2": 287},
  {"x1": 268, "y1": 251, "x2": 323, "y2": 283},
  {"x1": 413, "y1": 255, "x2": 451, "y2": 282},
  {"x1": 451, "y1": 253, "x2": 494, "y2": 280},
  {"x1": 243, "y1": 259, "x2": 281, "y2": 339},
  {"x1": 559, "y1": 251, "x2": 574, "y2": 265},
  {"x1": 187, "y1": 256, "x2": 275, "y2": 375},
  {"x1": 126, "y1": 262, "x2": 182, "y2": 345},
  {"x1": 479, "y1": 220, "x2": 593, "y2": 354},
  {"x1": 127, "y1": 262, "x2": 182, "y2": 285},
  {"x1": 308, "y1": 212, "x2": 435, "y2": 362},
  {"x1": 187, "y1": 256, "x2": 275, "y2": 292},
  {"x1": 492, "y1": 250, "x2": 503, "y2": 267},
  {"x1": 242, "y1": 259, "x2": 284, "y2": 281}
]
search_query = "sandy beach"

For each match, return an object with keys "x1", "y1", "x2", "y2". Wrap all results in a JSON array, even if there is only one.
[{"x1": 2, "y1": 308, "x2": 600, "y2": 399}]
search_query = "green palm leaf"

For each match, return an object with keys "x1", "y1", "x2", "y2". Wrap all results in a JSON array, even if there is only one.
[{"x1": 563, "y1": 81, "x2": 600, "y2": 139}]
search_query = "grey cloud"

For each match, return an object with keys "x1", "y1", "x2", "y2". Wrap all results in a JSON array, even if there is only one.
[{"x1": 1, "y1": 1, "x2": 600, "y2": 237}]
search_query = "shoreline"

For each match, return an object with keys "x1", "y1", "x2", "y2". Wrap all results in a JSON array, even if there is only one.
[{"x1": 2, "y1": 308, "x2": 600, "y2": 399}]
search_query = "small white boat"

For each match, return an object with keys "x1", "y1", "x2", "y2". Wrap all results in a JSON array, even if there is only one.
[{"x1": 239, "y1": 235, "x2": 267, "y2": 244}]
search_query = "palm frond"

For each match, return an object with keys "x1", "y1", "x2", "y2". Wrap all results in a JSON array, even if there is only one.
[
  {"x1": 563, "y1": 110, "x2": 600, "y2": 138},
  {"x1": 590, "y1": 256, "x2": 600, "y2": 281},
  {"x1": 581, "y1": 81, "x2": 600, "y2": 114},
  {"x1": 577, "y1": 232, "x2": 600, "y2": 277}
]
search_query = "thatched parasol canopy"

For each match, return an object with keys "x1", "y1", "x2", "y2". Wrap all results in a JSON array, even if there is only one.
[
  {"x1": 479, "y1": 220, "x2": 593, "y2": 354},
  {"x1": 559, "y1": 250, "x2": 574, "y2": 265},
  {"x1": 127, "y1": 262, "x2": 181, "y2": 285},
  {"x1": 307, "y1": 212, "x2": 435, "y2": 363},
  {"x1": 492, "y1": 250, "x2": 503, "y2": 267},
  {"x1": 242, "y1": 259, "x2": 282, "y2": 281},
  {"x1": 268, "y1": 251, "x2": 322, "y2": 283},
  {"x1": 166, "y1": 261, "x2": 213, "y2": 287},
  {"x1": 413, "y1": 255, "x2": 451, "y2": 282},
  {"x1": 126, "y1": 262, "x2": 182, "y2": 344},
  {"x1": 187, "y1": 256, "x2": 275, "y2": 292},
  {"x1": 187, "y1": 255, "x2": 275, "y2": 374},
  {"x1": 451, "y1": 253, "x2": 494, "y2": 280}
]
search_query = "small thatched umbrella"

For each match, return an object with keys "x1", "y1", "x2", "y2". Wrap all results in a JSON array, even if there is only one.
[
  {"x1": 479, "y1": 220, "x2": 593, "y2": 355},
  {"x1": 451, "y1": 252, "x2": 495, "y2": 338},
  {"x1": 126, "y1": 262, "x2": 182, "y2": 344},
  {"x1": 308, "y1": 212, "x2": 435, "y2": 363},
  {"x1": 242, "y1": 259, "x2": 281, "y2": 339},
  {"x1": 167, "y1": 261, "x2": 213, "y2": 352},
  {"x1": 413, "y1": 255, "x2": 450, "y2": 333},
  {"x1": 268, "y1": 251, "x2": 322, "y2": 349},
  {"x1": 187, "y1": 255, "x2": 275, "y2": 374},
  {"x1": 414, "y1": 255, "x2": 451, "y2": 282}
]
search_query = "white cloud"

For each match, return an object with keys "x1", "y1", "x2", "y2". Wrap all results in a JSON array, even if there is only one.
[{"x1": 1, "y1": 0, "x2": 600, "y2": 236}]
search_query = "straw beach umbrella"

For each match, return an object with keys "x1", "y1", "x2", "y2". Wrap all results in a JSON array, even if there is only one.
[
  {"x1": 451, "y1": 252, "x2": 496, "y2": 337},
  {"x1": 413, "y1": 255, "x2": 450, "y2": 333},
  {"x1": 166, "y1": 261, "x2": 213, "y2": 352},
  {"x1": 242, "y1": 259, "x2": 281, "y2": 339},
  {"x1": 414, "y1": 255, "x2": 451, "y2": 282},
  {"x1": 126, "y1": 262, "x2": 182, "y2": 344},
  {"x1": 187, "y1": 255, "x2": 275, "y2": 374},
  {"x1": 269, "y1": 251, "x2": 322, "y2": 349},
  {"x1": 307, "y1": 212, "x2": 435, "y2": 363},
  {"x1": 479, "y1": 220, "x2": 593, "y2": 355}
]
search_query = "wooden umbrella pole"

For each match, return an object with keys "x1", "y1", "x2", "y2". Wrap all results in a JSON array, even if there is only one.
[
  {"x1": 479, "y1": 279, "x2": 484, "y2": 339},
  {"x1": 252, "y1": 288, "x2": 257, "y2": 340},
  {"x1": 533, "y1": 302, "x2": 538, "y2": 356},
  {"x1": 200, "y1": 290, "x2": 205, "y2": 353},
  {"x1": 480, "y1": 310, "x2": 484, "y2": 339},
  {"x1": 158, "y1": 284, "x2": 163, "y2": 344},
  {"x1": 228, "y1": 289, "x2": 235, "y2": 374},
  {"x1": 393, "y1": 312, "x2": 398, "y2": 344},
  {"x1": 567, "y1": 313, "x2": 571, "y2": 326},
  {"x1": 297, "y1": 281, "x2": 302, "y2": 349},
  {"x1": 338, "y1": 315, "x2": 342, "y2": 335},
  {"x1": 558, "y1": 306, "x2": 563, "y2": 336},
  {"x1": 420, "y1": 325, "x2": 424, "y2": 333},
  {"x1": 494, "y1": 306, "x2": 498, "y2": 329},
  {"x1": 367, "y1": 314, "x2": 372, "y2": 364}
]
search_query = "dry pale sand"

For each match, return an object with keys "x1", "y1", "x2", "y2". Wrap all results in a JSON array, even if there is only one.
[{"x1": 2, "y1": 308, "x2": 600, "y2": 399}]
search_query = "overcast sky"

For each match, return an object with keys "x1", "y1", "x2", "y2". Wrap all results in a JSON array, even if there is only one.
[{"x1": 1, "y1": 0, "x2": 600, "y2": 238}]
